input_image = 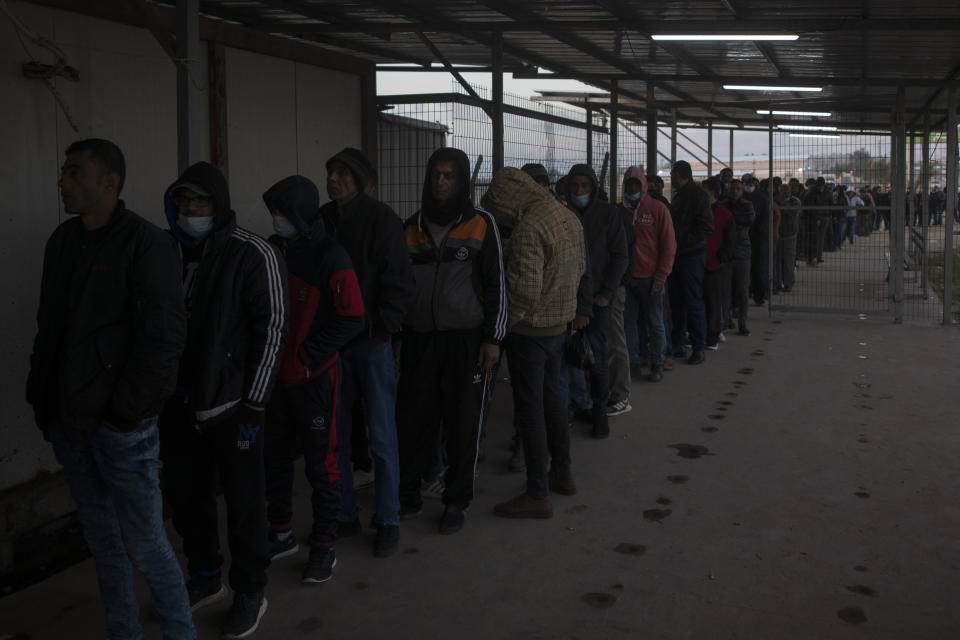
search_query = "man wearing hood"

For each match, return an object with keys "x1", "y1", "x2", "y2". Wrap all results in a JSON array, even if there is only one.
[
  {"x1": 605, "y1": 168, "x2": 640, "y2": 414},
  {"x1": 724, "y1": 179, "x2": 756, "y2": 336},
  {"x1": 741, "y1": 173, "x2": 771, "y2": 306},
  {"x1": 668, "y1": 161, "x2": 714, "y2": 364},
  {"x1": 27, "y1": 139, "x2": 194, "y2": 640},
  {"x1": 563, "y1": 164, "x2": 628, "y2": 438},
  {"x1": 397, "y1": 148, "x2": 506, "y2": 535},
  {"x1": 621, "y1": 168, "x2": 676, "y2": 382},
  {"x1": 260, "y1": 176, "x2": 364, "y2": 584},
  {"x1": 318, "y1": 148, "x2": 415, "y2": 558},
  {"x1": 159, "y1": 161, "x2": 288, "y2": 639},
  {"x1": 482, "y1": 168, "x2": 590, "y2": 519},
  {"x1": 702, "y1": 178, "x2": 737, "y2": 349}
]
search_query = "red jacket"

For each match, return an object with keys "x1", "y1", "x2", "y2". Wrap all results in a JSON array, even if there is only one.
[
  {"x1": 623, "y1": 169, "x2": 676, "y2": 283},
  {"x1": 706, "y1": 203, "x2": 734, "y2": 271}
]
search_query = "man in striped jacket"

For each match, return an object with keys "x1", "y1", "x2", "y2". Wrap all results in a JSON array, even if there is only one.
[
  {"x1": 159, "y1": 161, "x2": 288, "y2": 639},
  {"x1": 397, "y1": 148, "x2": 506, "y2": 535}
]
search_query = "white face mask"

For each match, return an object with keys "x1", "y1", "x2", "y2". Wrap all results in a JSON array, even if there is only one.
[
  {"x1": 744, "y1": 185, "x2": 756, "y2": 193},
  {"x1": 177, "y1": 215, "x2": 215, "y2": 239},
  {"x1": 272, "y1": 215, "x2": 298, "y2": 238}
]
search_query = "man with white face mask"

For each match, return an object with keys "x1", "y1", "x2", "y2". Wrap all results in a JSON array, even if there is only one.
[
  {"x1": 261, "y1": 175, "x2": 364, "y2": 584},
  {"x1": 741, "y1": 173, "x2": 770, "y2": 305},
  {"x1": 160, "y1": 161, "x2": 288, "y2": 639}
]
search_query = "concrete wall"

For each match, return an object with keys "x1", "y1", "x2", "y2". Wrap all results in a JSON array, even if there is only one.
[{"x1": 0, "y1": 2, "x2": 363, "y2": 492}]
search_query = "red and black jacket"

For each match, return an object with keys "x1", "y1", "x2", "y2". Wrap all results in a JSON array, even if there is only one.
[{"x1": 263, "y1": 176, "x2": 365, "y2": 387}]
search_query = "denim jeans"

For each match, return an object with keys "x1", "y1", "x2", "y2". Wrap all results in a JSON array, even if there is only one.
[
  {"x1": 49, "y1": 418, "x2": 195, "y2": 640},
  {"x1": 625, "y1": 277, "x2": 667, "y2": 367},
  {"x1": 337, "y1": 337, "x2": 401, "y2": 526},
  {"x1": 837, "y1": 216, "x2": 856, "y2": 245},
  {"x1": 669, "y1": 252, "x2": 707, "y2": 354},
  {"x1": 506, "y1": 333, "x2": 569, "y2": 499}
]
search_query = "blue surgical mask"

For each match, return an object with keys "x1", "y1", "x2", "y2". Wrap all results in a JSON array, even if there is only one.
[
  {"x1": 177, "y1": 215, "x2": 215, "y2": 239},
  {"x1": 272, "y1": 215, "x2": 298, "y2": 239},
  {"x1": 624, "y1": 192, "x2": 642, "y2": 204},
  {"x1": 571, "y1": 193, "x2": 591, "y2": 209}
]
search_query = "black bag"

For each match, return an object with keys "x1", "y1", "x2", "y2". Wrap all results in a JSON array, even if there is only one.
[{"x1": 564, "y1": 329, "x2": 594, "y2": 370}]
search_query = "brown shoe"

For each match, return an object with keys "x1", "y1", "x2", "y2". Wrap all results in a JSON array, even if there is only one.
[
  {"x1": 663, "y1": 358, "x2": 675, "y2": 371},
  {"x1": 548, "y1": 472, "x2": 577, "y2": 496},
  {"x1": 493, "y1": 494, "x2": 553, "y2": 519}
]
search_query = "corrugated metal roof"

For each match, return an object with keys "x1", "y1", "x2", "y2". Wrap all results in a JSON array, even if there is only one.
[{"x1": 170, "y1": 0, "x2": 960, "y2": 128}]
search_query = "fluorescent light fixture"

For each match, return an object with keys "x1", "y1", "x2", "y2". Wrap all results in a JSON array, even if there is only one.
[
  {"x1": 789, "y1": 133, "x2": 840, "y2": 139},
  {"x1": 757, "y1": 109, "x2": 832, "y2": 117},
  {"x1": 652, "y1": 34, "x2": 798, "y2": 41},
  {"x1": 777, "y1": 124, "x2": 838, "y2": 131},
  {"x1": 724, "y1": 85, "x2": 822, "y2": 92}
]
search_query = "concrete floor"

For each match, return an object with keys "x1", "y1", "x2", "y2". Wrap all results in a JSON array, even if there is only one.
[{"x1": 2, "y1": 311, "x2": 959, "y2": 640}]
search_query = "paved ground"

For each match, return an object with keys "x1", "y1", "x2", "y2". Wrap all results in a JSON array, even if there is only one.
[{"x1": 2, "y1": 310, "x2": 959, "y2": 640}]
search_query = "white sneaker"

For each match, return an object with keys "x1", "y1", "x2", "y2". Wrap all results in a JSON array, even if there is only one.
[
  {"x1": 605, "y1": 399, "x2": 632, "y2": 416},
  {"x1": 718, "y1": 332, "x2": 726, "y2": 343}
]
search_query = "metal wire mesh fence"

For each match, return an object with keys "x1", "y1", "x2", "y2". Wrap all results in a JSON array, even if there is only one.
[{"x1": 377, "y1": 90, "x2": 953, "y2": 324}]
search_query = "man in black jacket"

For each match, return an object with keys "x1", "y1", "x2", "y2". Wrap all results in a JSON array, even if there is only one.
[
  {"x1": 159, "y1": 161, "x2": 288, "y2": 639},
  {"x1": 564, "y1": 164, "x2": 628, "y2": 438},
  {"x1": 724, "y1": 179, "x2": 756, "y2": 335},
  {"x1": 320, "y1": 148, "x2": 416, "y2": 558},
  {"x1": 27, "y1": 139, "x2": 194, "y2": 640},
  {"x1": 262, "y1": 176, "x2": 365, "y2": 584},
  {"x1": 742, "y1": 173, "x2": 771, "y2": 305},
  {"x1": 397, "y1": 147, "x2": 505, "y2": 535},
  {"x1": 668, "y1": 161, "x2": 714, "y2": 364}
]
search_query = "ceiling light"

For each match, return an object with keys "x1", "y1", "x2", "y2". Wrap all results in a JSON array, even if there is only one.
[
  {"x1": 777, "y1": 124, "x2": 838, "y2": 131},
  {"x1": 757, "y1": 110, "x2": 832, "y2": 117},
  {"x1": 652, "y1": 34, "x2": 798, "y2": 41},
  {"x1": 789, "y1": 133, "x2": 840, "y2": 139},
  {"x1": 724, "y1": 85, "x2": 822, "y2": 92}
]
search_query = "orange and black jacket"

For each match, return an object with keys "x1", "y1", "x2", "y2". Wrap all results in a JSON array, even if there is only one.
[
  {"x1": 403, "y1": 148, "x2": 506, "y2": 344},
  {"x1": 264, "y1": 176, "x2": 364, "y2": 387}
]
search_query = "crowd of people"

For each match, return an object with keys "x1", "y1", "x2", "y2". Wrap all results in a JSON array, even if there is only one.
[{"x1": 29, "y1": 137, "x2": 910, "y2": 640}]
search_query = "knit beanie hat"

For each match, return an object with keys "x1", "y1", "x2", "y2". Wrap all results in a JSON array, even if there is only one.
[{"x1": 520, "y1": 163, "x2": 550, "y2": 186}]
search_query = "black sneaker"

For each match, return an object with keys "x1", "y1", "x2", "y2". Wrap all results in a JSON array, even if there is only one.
[
  {"x1": 187, "y1": 574, "x2": 227, "y2": 612},
  {"x1": 687, "y1": 351, "x2": 706, "y2": 365},
  {"x1": 399, "y1": 501, "x2": 423, "y2": 520},
  {"x1": 592, "y1": 413, "x2": 610, "y2": 439},
  {"x1": 673, "y1": 347, "x2": 688, "y2": 359},
  {"x1": 221, "y1": 591, "x2": 267, "y2": 639},
  {"x1": 267, "y1": 529, "x2": 299, "y2": 561},
  {"x1": 337, "y1": 517, "x2": 361, "y2": 538},
  {"x1": 438, "y1": 506, "x2": 465, "y2": 535},
  {"x1": 647, "y1": 366, "x2": 664, "y2": 383},
  {"x1": 302, "y1": 547, "x2": 336, "y2": 584},
  {"x1": 373, "y1": 524, "x2": 399, "y2": 558}
]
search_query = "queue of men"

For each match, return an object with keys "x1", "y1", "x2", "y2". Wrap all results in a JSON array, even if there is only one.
[{"x1": 30, "y1": 138, "x2": 834, "y2": 639}]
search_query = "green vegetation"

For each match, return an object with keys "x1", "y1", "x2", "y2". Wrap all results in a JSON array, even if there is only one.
[{"x1": 927, "y1": 249, "x2": 960, "y2": 323}]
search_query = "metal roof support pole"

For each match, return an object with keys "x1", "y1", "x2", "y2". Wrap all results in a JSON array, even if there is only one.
[
  {"x1": 208, "y1": 41, "x2": 228, "y2": 178},
  {"x1": 891, "y1": 87, "x2": 906, "y2": 323},
  {"x1": 768, "y1": 118, "x2": 774, "y2": 317},
  {"x1": 670, "y1": 109, "x2": 677, "y2": 166},
  {"x1": 610, "y1": 80, "x2": 619, "y2": 201},
  {"x1": 586, "y1": 105, "x2": 594, "y2": 169},
  {"x1": 491, "y1": 32, "x2": 504, "y2": 173},
  {"x1": 944, "y1": 87, "x2": 957, "y2": 324},
  {"x1": 908, "y1": 125, "x2": 916, "y2": 230},
  {"x1": 921, "y1": 112, "x2": 930, "y2": 298},
  {"x1": 729, "y1": 129, "x2": 734, "y2": 172},
  {"x1": 646, "y1": 85, "x2": 658, "y2": 180},
  {"x1": 177, "y1": 0, "x2": 202, "y2": 172},
  {"x1": 707, "y1": 122, "x2": 713, "y2": 177}
]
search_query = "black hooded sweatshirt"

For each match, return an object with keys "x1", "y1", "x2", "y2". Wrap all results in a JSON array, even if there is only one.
[
  {"x1": 263, "y1": 175, "x2": 364, "y2": 387},
  {"x1": 27, "y1": 203, "x2": 186, "y2": 433},
  {"x1": 565, "y1": 164, "x2": 628, "y2": 303},
  {"x1": 403, "y1": 148, "x2": 506, "y2": 343},
  {"x1": 164, "y1": 161, "x2": 288, "y2": 419}
]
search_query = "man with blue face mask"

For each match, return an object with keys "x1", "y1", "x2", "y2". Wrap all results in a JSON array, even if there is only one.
[
  {"x1": 160, "y1": 162, "x2": 288, "y2": 639},
  {"x1": 563, "y1": 164, "x2": 627, "y2": 439}
]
